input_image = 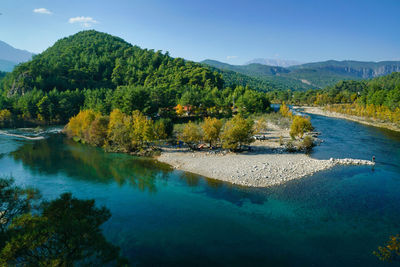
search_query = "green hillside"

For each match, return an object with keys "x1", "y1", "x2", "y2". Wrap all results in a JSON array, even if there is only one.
[
  {"x1": 2, "y1": 30, "x2": 223, "y2": 95},
  {"x1": 0, "y1": 31, "x2": 271, "y2": 124}
]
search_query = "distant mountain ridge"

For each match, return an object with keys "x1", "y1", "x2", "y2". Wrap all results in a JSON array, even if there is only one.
[
  {"x1": 245, "y1": 58, "x2": 302, "y2": 67},
  {"x1": 0, "y1": 40, "x2": 34, "y2": 72},
  {"x1": 202, "y1": 59, "x2": 400, "y2": 89}
]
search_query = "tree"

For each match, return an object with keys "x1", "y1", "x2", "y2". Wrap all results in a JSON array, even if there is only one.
[
  {"x1": 0, "y1": 178, "x2": 40, "y2": 244},
  {"x1": 221, "y1": 115, "x2": 254, "y2": 151},
  {"x1": 289, "y1": 116, "x2": 313, "y2": 139},
  {"x1": 153, "y1": 120, "x2": 168, "y2": 140},
  {"x1": 202, "y1": 117, "x2": 223, "y2": 147},
  {"x1": 65, "y1": 110, "x2": 98, "y2": 142},
  {"x1": 106, "y1": 109, "x2": 130, "y2": 151},
  {"x1": 129, "y1": 110, "x2": 154, "y2": 150},
  {"x1": 88, "y1": 115, "x2": 109, "y2": 146},
  {"x1": 279, "y1": 102, "x2": 292, "y2": 117},
  {"x1": 181, "y1": 121, "x2": 202, "y2": 150},
  {"x1": 0, "y1": 109, "x2": 12, "y2": 126},
  {"x1": 1, "y1": 193, "x2": 126, "y2": 266}
]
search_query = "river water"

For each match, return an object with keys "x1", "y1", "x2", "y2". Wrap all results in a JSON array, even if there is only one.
[{"x1": 0, "y1": 114, "x2": 399, "y2": 266}]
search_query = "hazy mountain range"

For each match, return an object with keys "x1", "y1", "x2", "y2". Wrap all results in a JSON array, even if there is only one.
[
  {"x1": 245, "y1": 58, "x2": 302, "y2": 67},
  {"x1": 0, "y1": 40, "x2": 33, "y2": 72},
  {"x1": 202, "y1": 59, "x2": 400, "y2": 89}
]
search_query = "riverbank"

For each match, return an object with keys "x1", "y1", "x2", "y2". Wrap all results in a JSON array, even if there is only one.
[
  {"x1": 297, "y1": 106, "x2": 400, "y2": 133},
  {"x1": 157, "y1": 123, "x2": 374, "y2": 187}
]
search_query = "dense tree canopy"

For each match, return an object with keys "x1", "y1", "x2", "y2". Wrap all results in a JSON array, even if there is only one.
[
  {"x1": 0, "y1": 178, "x2": 126, "y2": 266},
  {"x1": 0, "y1": 31, "x2": 273, "y2": 125},
  {"x1": 1, "y1": 30, "x2": 222, "y2": 95}
]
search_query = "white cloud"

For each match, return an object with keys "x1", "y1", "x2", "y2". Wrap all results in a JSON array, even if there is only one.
[
  {"x1": 33, "y1": 8, "x2": 52, "y2": 15},
  {"x1": 68, "y1": 16, "x2": 98, "y2": 28},
  {"x1": 226, "y1": 56, "x2": 238, "y2": 60}
]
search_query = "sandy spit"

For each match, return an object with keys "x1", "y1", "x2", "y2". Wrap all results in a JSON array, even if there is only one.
[{"x1": 156, "y1": 146, "x2": 374, "y2": 187}]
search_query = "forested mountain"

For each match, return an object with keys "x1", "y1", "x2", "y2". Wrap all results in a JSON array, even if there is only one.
[
  {"x1": 202, "y1": 59, "x2": 400, "y2": 90},
  {"x1": 2, "y1": 31, "x2": 223, "y2": 95},
  {"x1": 0, "y1": 41, "x2": 33, "y2": 72},
  {"x1": 0, "y1": 31, "x2": 271, "y2": 124}
]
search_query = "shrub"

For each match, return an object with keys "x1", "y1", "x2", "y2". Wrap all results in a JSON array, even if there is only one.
[
  {"x1": 298, "y1": 136, "x2": 314, "y2": 152},
  {"x1": 202, "y1": 117, "x2": 223, "y2": 147},
  {"x1": 285, "y1": 140, "x2": 296, "y2": 152},
  {"x1": 290, "y1": 116, "x2": 314, "y2": 139},
  {"x1": 181, "y1": 121, "x2": 202, "y2": 150},
  {"x1": 221, "y1": 115, "x2": 254, "y2": 151}
]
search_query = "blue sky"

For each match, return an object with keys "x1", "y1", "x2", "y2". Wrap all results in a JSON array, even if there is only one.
[{"x1": 1, "y1": 0, "x2": 399, "y2": 64}]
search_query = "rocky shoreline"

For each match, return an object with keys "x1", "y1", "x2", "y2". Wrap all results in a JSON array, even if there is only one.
[{"x1": 157, "y1": 146, "x2": 375, "y2": 188}]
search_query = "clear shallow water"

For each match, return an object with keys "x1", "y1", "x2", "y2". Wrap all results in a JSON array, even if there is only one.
[{"x1": 0, "y1": 115, "x2": 399, "y2": 266}]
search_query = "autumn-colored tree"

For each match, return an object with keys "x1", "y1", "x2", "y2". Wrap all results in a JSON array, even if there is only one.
[
  {"x1": 0, "y1": 109, "x2": 12, "y2": 126},
  {"x1": 221, "y1": 115, "x2": 254, "y2": 151},
  {"x1": 279, "y1": 102, "x2": 292, "y2": 117},
  {"x1": 153, "y1": 120, "x2": 168, "y2": 140},
  {"x1": 88, "y1": 115, "x2": 109, "y2": 146},
  {"x1": 129, "y1": 110, "x2": 154, "y2": 149},
  {"x1": 289, "y1": 116, "x2": 313, "y2": 139},
  {"x1": 202, "y1": 117, "x2": 223, "y2": 147},
  {"x1": 175, "y1": 104, "x2": 184, "y2": 116},
  {"x1": 181, "y1": 121, "x2": 202, "y2": 150},
  {"x1": 65, "y1": 110, "x2": 97, "y2": 142},
  {"x1": 106, "y1": 109, "x2": 131, "y2": 152}
]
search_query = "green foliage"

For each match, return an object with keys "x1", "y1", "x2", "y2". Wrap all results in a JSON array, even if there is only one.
[
  {"x1": 0, "y1": 178, "x2": 40, "y2": 241},
  {"x1": 3, "y1": 30, "x2": 222, "y2": 94},
  {"x1": 0, "y1": 177, "x2": 126, "y2": 266},
  {"x1": 1, "y1": 193, "x2": 125, "y2": 266},
  {"x1": 180, "y1": 121, "x2": 203, "y2": 150},
  {"x1": 221, "y1": 115, "x2": 254, "y2": 151},
  {"x1": 236, "y1": 89, "x2": 271, "y2": 115},
  {"x1": 290, "y1": 116, "x2": 313, "y2": 139},
  {"x1": 0, "y1": 31, "x2": 277, "y2": 126}
]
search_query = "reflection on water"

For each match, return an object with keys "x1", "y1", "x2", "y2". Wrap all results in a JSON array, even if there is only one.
[
  {"x1": 9, "y1": 135, "x2": 170, "y2": 193},
  {"x1": 0, "y1": 117, "x2": 400, "y2": 266},
  {"x1": 7, "y1": 134, "x2": 269, "y2": 206}
]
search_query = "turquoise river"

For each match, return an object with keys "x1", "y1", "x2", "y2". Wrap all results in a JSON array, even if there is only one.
[{"x1": 0, "y1": 113, "x2": 399, "y2": 266}]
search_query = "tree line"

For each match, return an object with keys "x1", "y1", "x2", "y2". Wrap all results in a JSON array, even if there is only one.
[
  {"x1": 0, "y1": 177, "x2": 127, "y2": 266},
  {"x1": 266, "y1": 72, "x2": 400, "y2": 125}
]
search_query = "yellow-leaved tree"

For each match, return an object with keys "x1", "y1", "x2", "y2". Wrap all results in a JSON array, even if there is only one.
[{"x1": 202, "y1": 117, "x2": 223, "y2": 147}]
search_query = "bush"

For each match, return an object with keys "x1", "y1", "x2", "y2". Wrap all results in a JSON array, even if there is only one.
[
  {"x1": 202, "y1": 117, "x2": 223, "y2": 147},
  {"x1": 221, "y1": 115, "x2": 254, "y2": 151},
  {"x1": 181, "y1": 121, "x2": 202, "y2": 150},
  {"x1": 285, "y1": 140, "x2": 296, "y2": 152},
  {"x1": 290, "y1": 115, "x2": 314, "y2": 138},
  {"x1": 298, "y1": 136, "x2": 314, "y2": 152}
]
